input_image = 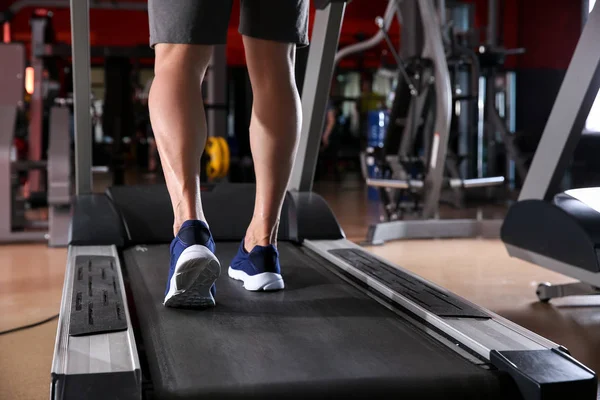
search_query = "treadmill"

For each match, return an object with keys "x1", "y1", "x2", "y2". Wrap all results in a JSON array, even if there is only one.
[
  {"x1": 51, "y1": 1, "x2": 597, "y2": 399},
  {"x1": 502, "y1": 2, "x2": 600, "y2": 303}
]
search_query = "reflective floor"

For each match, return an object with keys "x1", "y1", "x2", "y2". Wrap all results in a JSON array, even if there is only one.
[{"x1": 1, "y1": 178, "x2": 599, "y2": 400}]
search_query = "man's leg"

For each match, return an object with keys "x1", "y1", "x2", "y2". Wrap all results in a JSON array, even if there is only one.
[
  {"x1": 227, "y1": 0, "x2": 308, "y2": 292},
  {"x1": 244, "y1": 37, "x2": 301, "y2": 250},
  {"x1": 149, "y1": 44, "x2": 212, "y2": 235},
  {"x1": 150, "y1": 46, "x2": 221, "y2": 308},
  {"x1": 148, "y1": 0, "x2": 234, "y2": 308},
  {"x1": 228, "y1": 38, "x2": 300, "y2": 292}
]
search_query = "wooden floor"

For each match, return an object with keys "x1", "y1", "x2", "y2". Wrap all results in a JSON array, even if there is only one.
[{"x1": 2, "y1": 178, "x2": 600, "y2": 399}]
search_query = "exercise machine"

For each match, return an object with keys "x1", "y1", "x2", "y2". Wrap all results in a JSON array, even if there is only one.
[
  {"x1": 51, "y1": 0, "x2": 597, "y2": 399},
  {"x1": 502, "y1": 1, "x2": 600, "y2": 302},
  {"x1": 0, "y1": 42, "x2": 71, "y2": 246},
  {"x1": 361, "y1": 0, "x2": 505, "y2": 244},
  {"x1": 477, "y1": 0, "x2": 528, "y2": 189}
]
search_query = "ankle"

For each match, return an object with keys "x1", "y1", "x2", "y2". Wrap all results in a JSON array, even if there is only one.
[
  {"x1": 173, "y1": 216, "x2": 207, "y2": 237},
  {"x1": 244, "y1": 219, "x2": 279, "y2": 252},
  {"x1": 244, "y1": 232, "x2": 274, "y2": 252},
  {"x1": 171, "y1": 188, "x2": 204, "y2": 234}
]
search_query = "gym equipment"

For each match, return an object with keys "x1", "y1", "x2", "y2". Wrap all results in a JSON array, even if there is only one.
[
  {"x1": 476, "y1": 0, "x2": 528, "y2": 188},
  {"x1": 502, "y1": 2, "x2": 600, "y2": 303},
  {"x1": 333, "y1": 0, "x2": 401, "y2": 64},
  {"x1": 51, "y1": 0, "x2": 597, "y2": 399},
  {"x1": 27, "y1": 10, "x2": 53, "y2": 194},
  {"x1": 0, "y1": 43, "x2": 71, "y2": 246},
  {"x1": 205, "y1": 136, "x2": 230, "y2": 180},
  {"x1": 359, "y1": 0, "x2": 505, "y2": 244}
]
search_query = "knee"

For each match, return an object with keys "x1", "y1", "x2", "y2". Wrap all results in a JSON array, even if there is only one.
[
  {"x1": 247, "y1": 44, "x2": 297, "y2": 94},
  {"x1": 153, "y1": 44, "x2": 213, "y2": 79}
]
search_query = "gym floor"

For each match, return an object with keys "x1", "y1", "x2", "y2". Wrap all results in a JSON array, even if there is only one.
[{"x1": 1, "y1": 178, "x2": 599, "y2": 400}]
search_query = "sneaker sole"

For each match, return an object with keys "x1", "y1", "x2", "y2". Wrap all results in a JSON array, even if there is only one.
[
  {"x1": 227, "y1": 267, "x2": 284, "y2": 291},
  {"x1": 164, "y1": 245, "x2": 221, "y2": 308}
]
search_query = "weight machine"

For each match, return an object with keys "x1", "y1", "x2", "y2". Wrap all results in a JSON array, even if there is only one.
[
  {"x1": 361, "y1": 0, "x2": 506, "y2": 244},
  {"x1": 0, "y1": 43, "x2": 71, "y2": 246}
]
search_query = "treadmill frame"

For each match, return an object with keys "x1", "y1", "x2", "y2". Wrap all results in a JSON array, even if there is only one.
[
  {"x1": 305, "y1": 239, "x2": 556, "y2": 358},
  {"x1": 52, "y1": 0, "x2": 598, "y2": 399}
]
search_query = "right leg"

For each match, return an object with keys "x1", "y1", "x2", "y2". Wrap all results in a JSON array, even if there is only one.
[
  {"x1": 227, "y1": 0, "x2": 309, "y2": 292},
  {"x1": 148, "y1": 0, "x2": 233, "y2": 308}
]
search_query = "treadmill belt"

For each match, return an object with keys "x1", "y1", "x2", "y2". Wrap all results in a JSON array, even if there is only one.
[
  {"x1": 124, "y1": 242, "x2": 513, "y2": 399},
  {"x1": 329, "y1": 248, "x2": 489, "y2": 318}
]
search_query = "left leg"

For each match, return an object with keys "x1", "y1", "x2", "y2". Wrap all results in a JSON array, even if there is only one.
[{"x1": 148, "y1": 0, "x2": 234, "y2": 308}]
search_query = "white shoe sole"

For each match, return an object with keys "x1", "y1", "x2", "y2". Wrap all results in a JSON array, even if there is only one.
[
  {"x1": 228, "y1": 267, "x2": 285, "y2": 291},
  {"x1": 164, "y1": 245, "x2": 221, "y2": 308}
]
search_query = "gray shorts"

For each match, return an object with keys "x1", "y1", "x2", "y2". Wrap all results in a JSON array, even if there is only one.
[{"x1": 149, "y1": 0, "x2": 309, "y2": 48}]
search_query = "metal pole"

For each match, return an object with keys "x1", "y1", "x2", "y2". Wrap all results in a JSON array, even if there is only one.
[
  {"x1": 399, "y1": 0, "x2": 424, "y2": 59},
  {"x1": 487, "y1": 0, "x2": 498, "y2": 46},
  {"x1": 437, "y1": 0, "x2": 447, "y2": 26},
  {"x1": 28, "y1": 16, "x2": 46, "y2": 193},
  {"x1": 334, "y1": 0, "x2": 397, "y2": 65},
  {"x1": 70, "y1": 0, "x2": 92, "y2": 195},
  {"x1": 206, "y1": 45, "x2": 228, "y2": 138},
  {"x1": 288, "y1": 2, "x2": 346, "y2": 192},
  {"x1": 477, "y1": 76, "x2": 485, "y2": 177},
  {"x1": 419, "y1": 0, "x2": 452, "y2": 218}
]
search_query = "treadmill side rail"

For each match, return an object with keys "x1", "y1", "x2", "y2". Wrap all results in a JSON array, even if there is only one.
[
  {"x1": 306, "y1": 240, "x2": 557, "y2": 357},
  {"x1": 51, "y1": 245, "x2": 141, "y2": 400},
  {"x1": 303, "y1": 239, "x2": 597, "y2": 399}
]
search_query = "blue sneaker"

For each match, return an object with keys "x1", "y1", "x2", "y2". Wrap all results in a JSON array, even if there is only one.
[
  {"x1": 228, "y1": 241, "x2": 285, "y2": 291},
  {"x1": 164, "y1": 220, "x2": 221, "y2": 308}
]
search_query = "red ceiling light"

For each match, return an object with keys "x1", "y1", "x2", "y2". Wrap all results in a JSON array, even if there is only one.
[{"x1": 33, "y1": 8, "x2": 50, "y2": 17}]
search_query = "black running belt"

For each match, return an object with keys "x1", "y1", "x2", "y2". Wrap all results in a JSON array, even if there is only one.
[
  {"x1": 329, "y1": 248, "x2": 489, "y2": 318},
  {"x1": 124, "y1": 243, "x2": 516, "y2": 400}
]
